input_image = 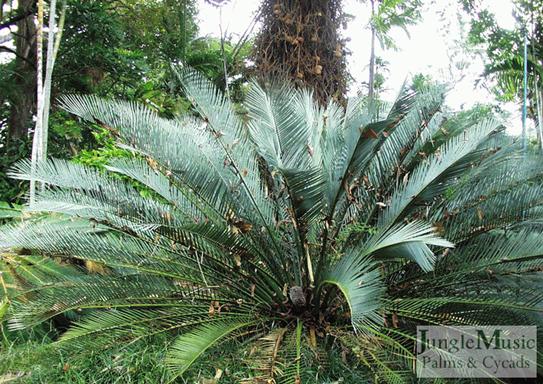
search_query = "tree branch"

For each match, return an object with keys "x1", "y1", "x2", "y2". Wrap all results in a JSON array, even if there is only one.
[
  {"x1": 0, "y1": 32, "x2": 13, "y2": 44},
  {"x1": 0, "y1": 45, "x2": 36, "y2": 67},
  {"x1": 0, "y1": 6, "x2": 37, "y2": 31}
]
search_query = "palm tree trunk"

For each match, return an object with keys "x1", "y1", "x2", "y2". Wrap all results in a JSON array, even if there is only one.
[
  {"x1": 535, "y1": 77, "x2": 543, "y2": 151},
  {"x1": 42, "y1": 0, "x2": 66, "y2": 162},
  {"x1": 29, "y1": 0, "x2": 44, "y2": 204},
  {"x1": 368, "y1": 0, "x2": 376, "y2": 100},
  {"x1": 218, "y1": 6, "x2": 230, "y2": 99},
  {"x1": 253, "y1": 0, "x2": 348, "y2": 105},
  {"x1": 29, "y1": 0, "x2": 66, "y2": 202}
]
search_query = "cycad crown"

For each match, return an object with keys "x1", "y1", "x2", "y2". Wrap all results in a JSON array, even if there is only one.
[{"x1": 1, "y1": 68, "x2": 543, "y2": 382}]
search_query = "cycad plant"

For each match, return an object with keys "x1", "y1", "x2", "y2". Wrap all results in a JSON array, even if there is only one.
[{"x1": 1, "y1": 69, "x2": 543, "y2": 382}]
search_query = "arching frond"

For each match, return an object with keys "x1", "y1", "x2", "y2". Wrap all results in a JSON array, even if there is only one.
[
  {"x1": 166, "y1": 317, "x2": 256, "y2": 378},
  {"x1": 1, "y1": 70, "x2": 542, "y2": 382}
]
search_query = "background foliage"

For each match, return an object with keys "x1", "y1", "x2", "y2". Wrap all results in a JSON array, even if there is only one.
[{"x1": 0, "y1": 0, "x2": 251, "y2": 203}]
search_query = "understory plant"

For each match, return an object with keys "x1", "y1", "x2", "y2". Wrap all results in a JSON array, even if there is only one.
[{"x1": 1, "y1": 68, "x2": 543, "y2": 383}]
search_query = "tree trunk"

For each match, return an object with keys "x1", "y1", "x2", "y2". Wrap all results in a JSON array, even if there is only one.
[
  {"x1": 42, "y1": 0, "x2": 66, "y2": 161},
  {"x1": 253, "y1": 0, "x2": 348, "y2": 105},
  {"x1": 535, "y1": 78, "x2": 543, "y2": 152},
  {"x1": 29, "y1": 0, "x2": 44, "y2": 204},
  {"x1": 368, "y1": 0, "x2": 376, "y2": 101},
  {"x1": 7, "y1": 0, "x2": 36, "y2": 143}
]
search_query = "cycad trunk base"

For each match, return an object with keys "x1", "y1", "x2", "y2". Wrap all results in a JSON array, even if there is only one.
[
  {"x1": 253, "y1": 0, "x2": 348, "y2": 105},
  {"x1": 1, "y1": 68, "x2": 543, "y2": 382}
]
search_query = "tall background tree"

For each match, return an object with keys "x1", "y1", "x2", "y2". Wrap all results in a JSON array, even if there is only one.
[
  {"x1": 250, "y1": 0, "x2": 424, "y2": 104},
  {"x1": 366, "y1": 0, "x2": 422, "y2": 99},
  {"x1": 462, "y1": 0, "x2": 543, "y2": 147},
  {"x1": 2, "y1": 0, "x2": 37, "y2": 144},
  {"x1": 29, "y1": 0, "x2": 66, "y2": 203}
]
